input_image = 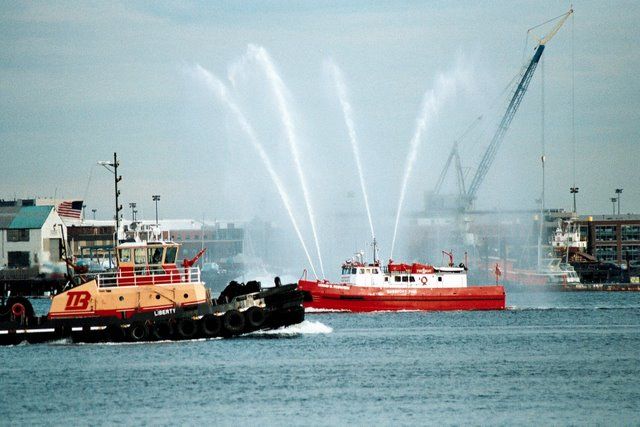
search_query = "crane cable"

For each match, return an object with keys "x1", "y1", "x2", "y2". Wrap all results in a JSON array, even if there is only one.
[{"x1": 571, "y1": 11, "x2": 576, "y2": 190}]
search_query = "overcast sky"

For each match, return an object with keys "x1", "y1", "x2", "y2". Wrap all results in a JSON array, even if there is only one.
[{"x1": 1, "y1": 1, "x2": 638, "y2": 232}]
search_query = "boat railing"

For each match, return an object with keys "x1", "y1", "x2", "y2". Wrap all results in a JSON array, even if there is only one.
[{"x1": 96, "y1": 266, "x2": 201, "y2": 288}]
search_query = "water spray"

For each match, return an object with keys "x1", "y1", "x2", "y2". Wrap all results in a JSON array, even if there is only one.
[
  {"x1": 390, "y1": 71, "x2": 463, "y2": 259},
  {"x1": 326, "y1": 59, "x2": 376, "y2": 243},
  {"x1": 193, "y1": 64, "x2": 318, "y2": 278},
  {"x1": 243, "y1": 44, "x2": 326, "y2": 278}
]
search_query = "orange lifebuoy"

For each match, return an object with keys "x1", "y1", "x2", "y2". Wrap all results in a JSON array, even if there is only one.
[
  {"x1": 11, "y1": 302, "x2": 25, "y2": 317},
  {"x1": 420, "y1": 276, "x2": 428, "y2": 285}
]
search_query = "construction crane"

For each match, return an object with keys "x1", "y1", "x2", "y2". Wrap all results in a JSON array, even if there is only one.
[
  {"x1": 462, "y1": 7, "x2": 573, "y2": 208},
  {"x1": 433, "y1": 115, "x2": 483, "y2": 198}
]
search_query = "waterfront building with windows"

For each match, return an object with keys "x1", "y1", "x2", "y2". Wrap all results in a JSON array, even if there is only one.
[{"x1": 577, "y1": 214, "x2": 640, "y2": 265}]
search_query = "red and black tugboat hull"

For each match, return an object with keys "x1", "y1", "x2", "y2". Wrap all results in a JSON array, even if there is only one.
[{"x1": 0, "y1": 284, "x2": 305, "y2": 345}]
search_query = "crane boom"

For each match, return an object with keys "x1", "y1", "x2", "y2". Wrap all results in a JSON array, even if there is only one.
[
  {"x1": 434, "y1": 115, "x2": 482, "y2": 195},
  {"x1": 465, "y1": 7, "x2": 573, "y2": 206},
  {"x1": 466, "y1": 45, "x2": 544, "y2": 202}
]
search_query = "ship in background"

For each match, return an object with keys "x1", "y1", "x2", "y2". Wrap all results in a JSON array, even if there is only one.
[
  {"x1": 491, "y1": 219, "x2": 583, "y2": 289},
  {"x1": 407, "y1": 209, "x2": 640, "y2": 291}
]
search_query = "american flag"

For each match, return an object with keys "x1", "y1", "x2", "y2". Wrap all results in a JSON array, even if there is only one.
[{"x1": 57, "y1": 200, "x2": 83, "y2": 219}]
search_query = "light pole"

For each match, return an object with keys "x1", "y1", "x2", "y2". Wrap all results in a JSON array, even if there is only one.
[
  {"x1": 570, "y1": 187, "x2": 579, "y2": 213},
  {"x1": 92, "y1": 209, "x2": 97, "y2": 220},
  {"x1": 82, "y1": 204, "x2": 86, "y2": 221},
  {"x1": 152, "y1": 195, "x2": 160, "y2": 225},
  {"x1": 133, "y1": 209, "x2": 138, "y2": 222},
  {"x1": 611, "y1": 197, "x2": 617, "y2": 215},
  {"x1": 129, "y1": 202, "x2": 137, "y2": 221},
  {"x1": 98, "y1": 152, "x2": 122, "y2": 242},
  {"x1": 615, "y1": 188, "x2": 623, "y2": 214}
]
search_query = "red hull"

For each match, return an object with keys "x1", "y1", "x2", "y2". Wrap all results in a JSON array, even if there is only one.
[{"x1": 298, "y1": 280, "x2": 505, "y2": 312}]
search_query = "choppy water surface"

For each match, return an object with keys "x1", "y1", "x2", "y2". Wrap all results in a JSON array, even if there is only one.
[{"x1": 2, "y1": 292, "x2": 639, "y2": 425}]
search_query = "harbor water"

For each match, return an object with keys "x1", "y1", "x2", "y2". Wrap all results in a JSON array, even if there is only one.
[{"x1": 2, "y1": 292, "x2": 639, "y2": 425}]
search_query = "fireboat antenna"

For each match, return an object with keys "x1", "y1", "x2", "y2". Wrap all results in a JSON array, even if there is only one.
[{"x1": 372, "y1": 237, "x2": 378, "y2": 264}]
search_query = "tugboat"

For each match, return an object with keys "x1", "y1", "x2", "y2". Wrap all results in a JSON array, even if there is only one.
[
  {"x1": 0, "y1": 239, "x2": 305, "y2": 345},
  {"x1": 298, "y1": 241, "x2": 505, "y2": 312}
]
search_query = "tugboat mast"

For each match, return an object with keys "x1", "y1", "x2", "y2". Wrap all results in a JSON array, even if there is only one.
[
  {"x1": 98, "y1": 152, "x2": 123, "y2": 243},
  {"x1": 113, "y1": 152, "x2": 122, "y2": 242}
]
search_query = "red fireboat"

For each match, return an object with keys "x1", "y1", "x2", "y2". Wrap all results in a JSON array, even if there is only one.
[{"x1": 298, "y1": 241, "x2": 505, "y2": 312}]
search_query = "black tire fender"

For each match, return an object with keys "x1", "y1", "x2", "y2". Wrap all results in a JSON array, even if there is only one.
[
  {"x1": 222, "y1": 310, "x2": 245, "y2": 335},
  {"x1": 128, "y1": 321, "x2": 148, "y2": 342},
  {"x1": 199, "y1": 314, "x2": 221, "y2": 337},
  {"x1": 176, "y1": 318, "x2": 197, "y2": 339},
  {"x1": 244, "y1": 306, "x2": 266, "y2": 329},
  {"x1": 152, "y1": 321, "x2": 173, "y2": 340}
]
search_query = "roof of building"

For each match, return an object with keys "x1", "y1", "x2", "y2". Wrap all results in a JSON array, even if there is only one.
[
  {"x1": 0, "y1": 206, "x2": 21, "y2": 228},
  {"x1": 7, "y1": 206, "x2": 54, "y2": 229},
  {"x1": 578, "y1": 214, "x2": 640, "y2": 222}
]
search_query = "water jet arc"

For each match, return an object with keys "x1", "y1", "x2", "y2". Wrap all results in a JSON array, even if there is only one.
[{"x1": 194, "y1": 65, "x2": 318, "y2": 278}]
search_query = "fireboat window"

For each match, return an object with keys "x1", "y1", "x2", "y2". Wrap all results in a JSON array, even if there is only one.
[
  {"x1": 165, "y1": 246, "x2": 177, "y2": 264},
  {"x1": 401, "y1": 276, "x2": 408, "y2": 282},
  {"x1": 119, "y1": 248, "x2": 131, "y2": 263},
  {"x1": 394, "y1": 276, "x2": 401, "y2": 282},
  {"x1": 351, "y1": 268, "x2": 357, "y2": 274},
  {"x1": 410, "y1": 276, "x2": 415, "y2": 282},
  {"x1": 359, "y1": 268, "x2": 364, "y2": 274}
]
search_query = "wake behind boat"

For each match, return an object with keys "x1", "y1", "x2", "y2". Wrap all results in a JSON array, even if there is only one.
[{"x1": 299, "y1": 245, "x2": 505, "y2": 312}]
